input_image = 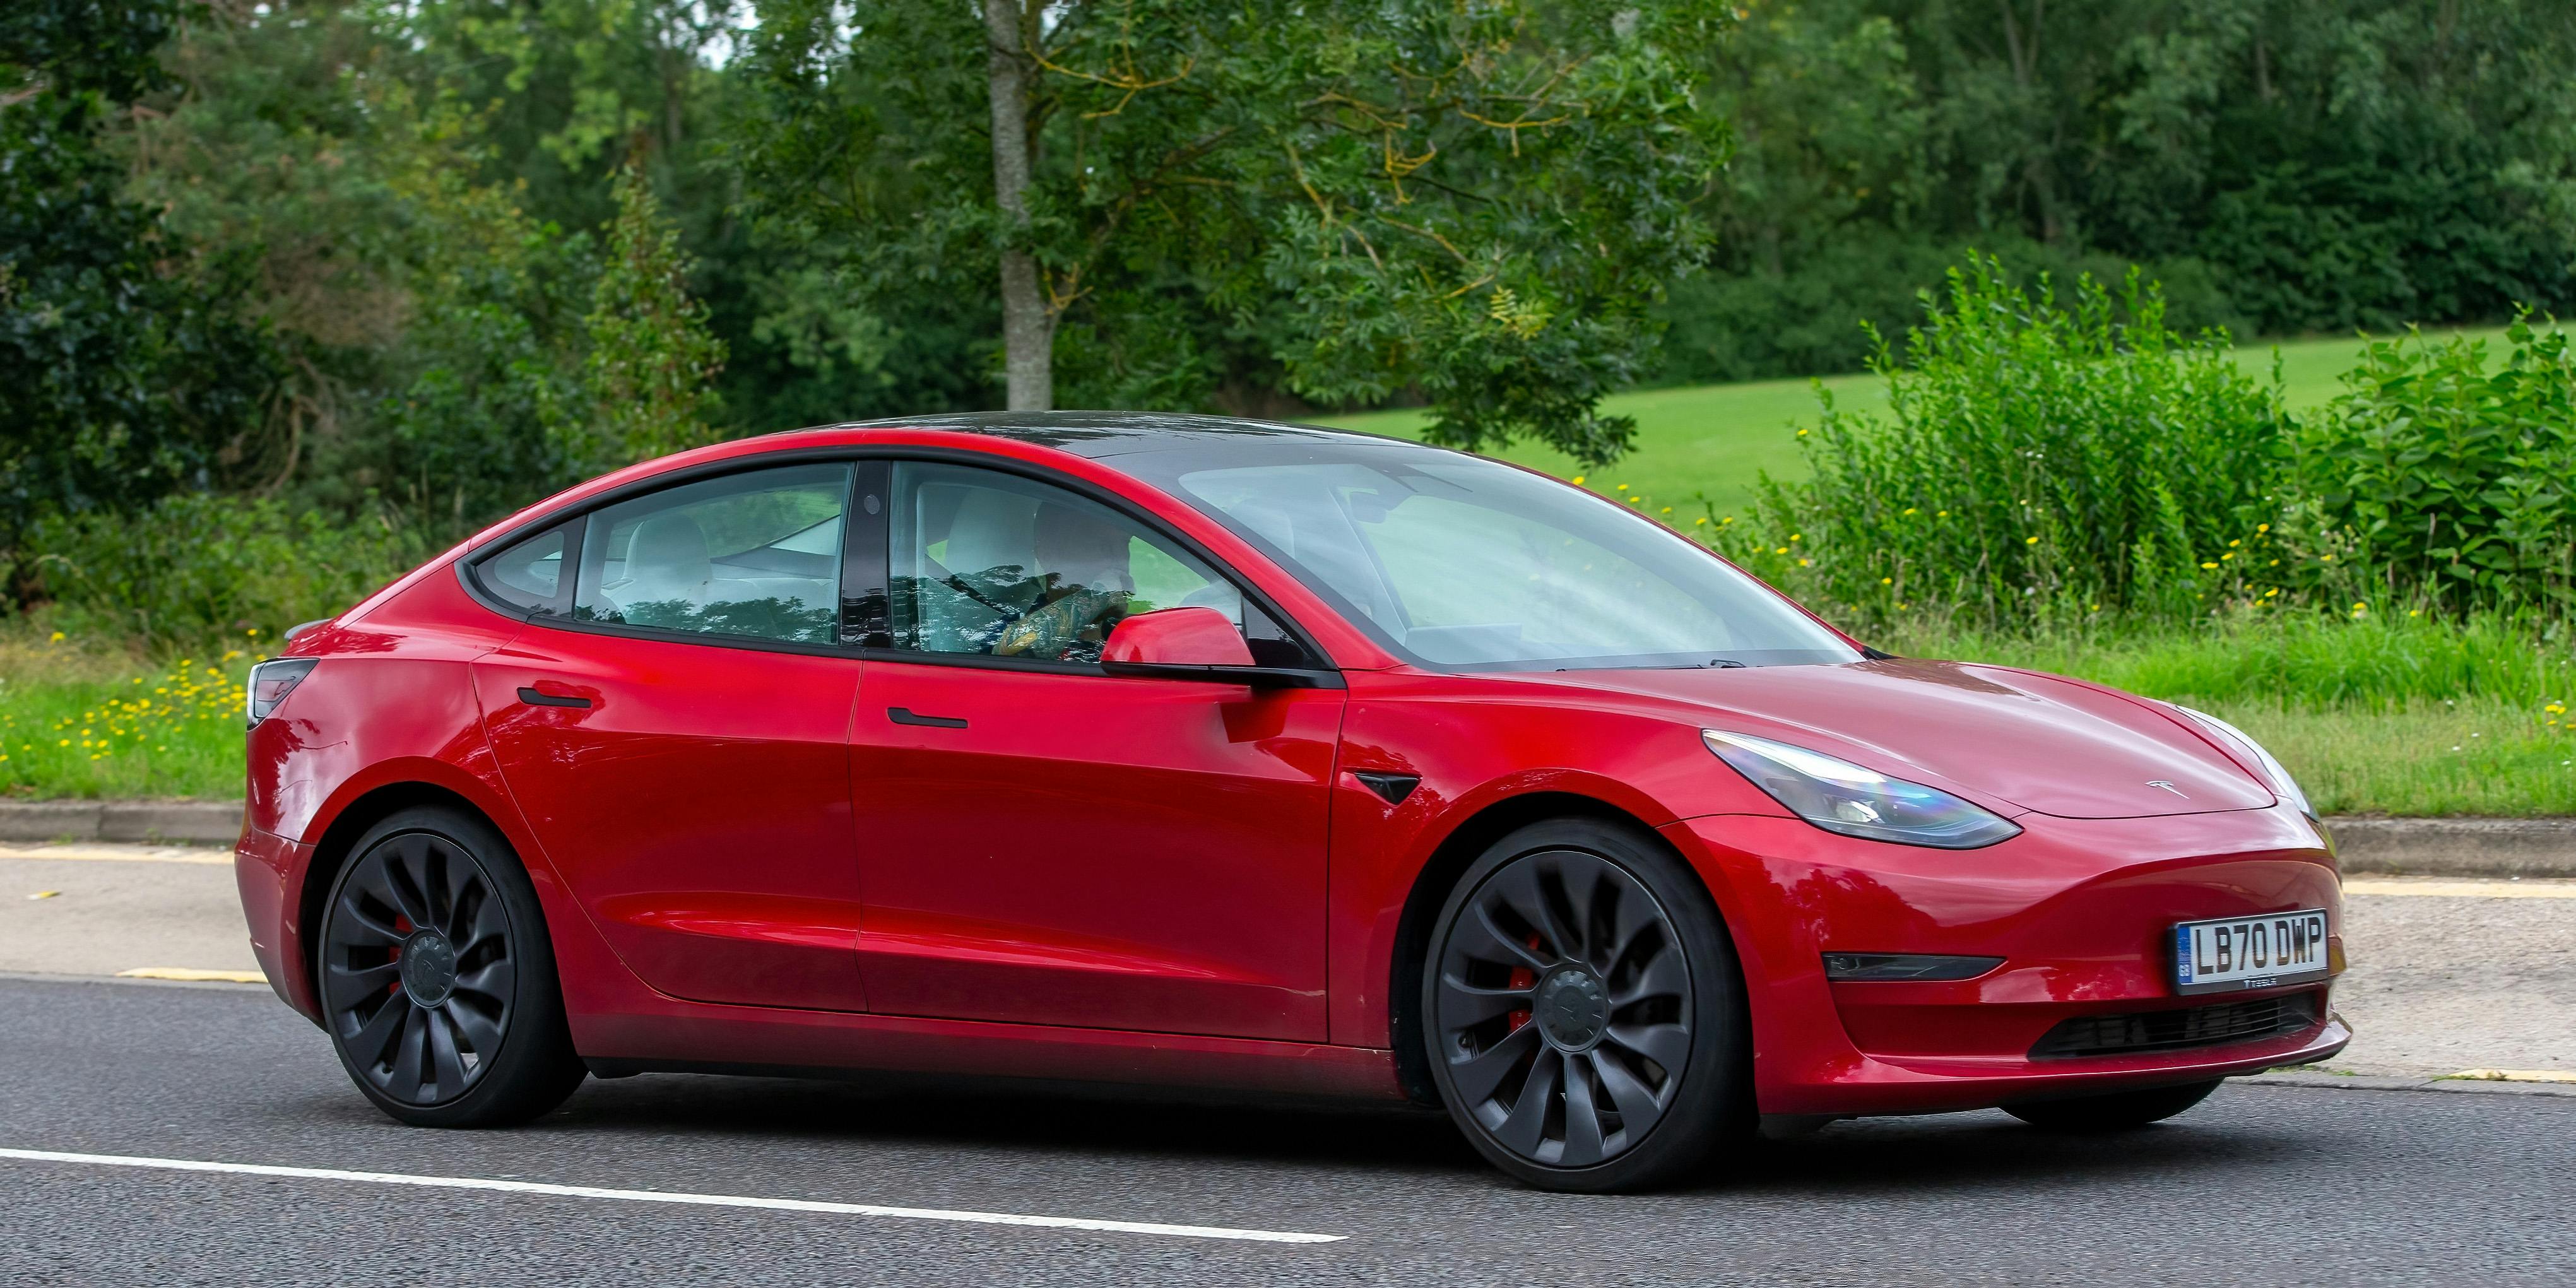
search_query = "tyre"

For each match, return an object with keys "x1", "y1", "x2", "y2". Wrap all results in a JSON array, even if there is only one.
[
  {"x1": 1421, "y1": 818, "x2": 1752, "y2": 1192},
  {"x1": 316, "y1": 805, "x2": 586, "y2": 1126},
  {"x1": 2004, "y1": 1078, "x2": 2222, "y2": 1131}
]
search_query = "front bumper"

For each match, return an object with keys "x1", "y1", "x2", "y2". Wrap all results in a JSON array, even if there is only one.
[{"x1": 1662, "y1": 802, "x2": 2349, "y2": 1116}]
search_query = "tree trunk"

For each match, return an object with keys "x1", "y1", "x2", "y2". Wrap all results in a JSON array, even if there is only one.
[{"x1": 983, "y1": 0, "x2": 1053, "y2": 411}]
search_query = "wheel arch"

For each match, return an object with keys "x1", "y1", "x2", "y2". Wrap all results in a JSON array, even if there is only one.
[
  {"x1": 1384, "y1": 790, "x2": 1726, "y2": 1106},
  {"x1": 294, "y1": 781, "x2": 518, "y2": 1012}
]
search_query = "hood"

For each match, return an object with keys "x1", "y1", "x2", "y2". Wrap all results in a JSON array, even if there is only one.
[{"x1": 1548, "y1": 658, "x2": 2273, "y2": 820}]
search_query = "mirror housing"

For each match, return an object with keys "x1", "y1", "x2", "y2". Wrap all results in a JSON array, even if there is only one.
[
  {"x1": 1103, "y1": 606, "x2": 1255, "y2": 667},
  {"x1": 1099, "y1": 607, "x2": 1331, "y2": 688}
]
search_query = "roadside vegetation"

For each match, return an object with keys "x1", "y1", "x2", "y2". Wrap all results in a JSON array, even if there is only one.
[{"x1": 5, "y1": 2, "x2": 2572, "y2": 815}]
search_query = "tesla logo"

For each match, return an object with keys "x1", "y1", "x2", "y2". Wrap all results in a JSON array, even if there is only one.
[{"x1": 2146, "y1": 779, "x2": 2188, "y2": 798}]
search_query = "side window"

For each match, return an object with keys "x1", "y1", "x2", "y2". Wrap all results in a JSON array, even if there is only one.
[
  {"x1": 889, "y1": 462, "x2": 1253, "y2": 665},
  {"x1": 572, "y1": 463, "x2": 852, "y2": 645},
  {"x1": 476, "y1": 524, "x2": 573, "y2": 615}
]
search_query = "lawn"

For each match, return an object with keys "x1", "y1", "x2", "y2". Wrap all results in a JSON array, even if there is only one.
[
  {"x1": 2, "y1": 613, "x2": 2565, "y2": 813},
  {"x1": 1324, "y1": 328, "x2": 2510, "y2": 517},
  {"x1": 0, "y1": 635, "x2": 259, "y2": 801},
  {"x1": 1880, "y1": 615, "x2": 2575, "y2": 818}
]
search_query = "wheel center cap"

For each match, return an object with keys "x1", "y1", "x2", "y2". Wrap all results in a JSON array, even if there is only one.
[
  {"x1": 399, "y1": 930, "x2": 458, "y2": 1006},
  {"x1": 1532, "y1": 968, "x2": 1609, "y2": 1051}
]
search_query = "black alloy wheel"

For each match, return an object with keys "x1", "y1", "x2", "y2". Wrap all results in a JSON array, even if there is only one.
[
  {"x1": 318, "y1": 806, "x2": 585, "y2": 1126},
  {"x1": 1423, "y1": 819, "x2": 1750, "y2": 1192}
]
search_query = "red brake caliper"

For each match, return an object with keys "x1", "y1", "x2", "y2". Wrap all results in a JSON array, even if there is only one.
[{"x1": 1505, "y1": 931, "x2": 1542, "y2": 1032}]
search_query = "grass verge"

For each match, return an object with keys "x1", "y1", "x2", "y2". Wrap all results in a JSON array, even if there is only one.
[
  {"x1": 1883, "y1": 613, "x2": 2575, "y2": 817},
  {"x1": 4, "y1": 615, "x2": 2567, "y2": 814},
  {"x1": 1, "y1": 633, "x2": 259, "y2": 800}
]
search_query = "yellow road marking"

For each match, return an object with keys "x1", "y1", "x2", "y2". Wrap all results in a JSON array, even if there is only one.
[
  {"x1": 2448, "y1": 1068, "x2": 2576, "y2": 1084},
  {"x1": 28, "y1": 890, "x2": 60, "y2": 900},
  {"x1": 115, "y1": 967, "x2": 266, "y2": 984},
  {"x1": 0, "y1": 845, "x2": 229, "y2": 865},
  {"x1": 2343, "y1": 878, "x2": 2576, "y2": 899}
]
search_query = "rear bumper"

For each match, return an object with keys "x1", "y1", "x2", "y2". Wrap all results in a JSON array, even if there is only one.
[
  {"x1": 235, "y1": 824, "x2": 321, "y2": 1022},
  {"x1": 1662, "y1": 803, "x2": 2349, "y2": 1116}
]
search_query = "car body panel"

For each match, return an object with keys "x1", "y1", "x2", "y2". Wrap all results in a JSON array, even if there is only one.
[
  {"x1": 849, "y1": 657, "x2": 1342, "y2": 1041},
  {"x1": 470, "y1": 628, "x2": 870, "y2": 1014},
  {"x1": 236, "y1": 414, "x2": 2349, "y2": 1121},
  {"x1": 1661, "y1": 803, "x2": 2342, "y2": 1114}
]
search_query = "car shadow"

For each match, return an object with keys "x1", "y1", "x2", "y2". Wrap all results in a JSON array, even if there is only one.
[{"x1": 528, "y1": 1069, "x2": 2312, "y2": 1193}]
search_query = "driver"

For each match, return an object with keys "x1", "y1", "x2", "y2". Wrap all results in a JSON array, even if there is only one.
[{"x1": 994, "y1": 501, "x2": 1134, "y2": 661}]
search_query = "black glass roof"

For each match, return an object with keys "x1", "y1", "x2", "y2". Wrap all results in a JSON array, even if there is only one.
[{"x1": 827, "y1": 410, "x2": 1415, "y2": 460}]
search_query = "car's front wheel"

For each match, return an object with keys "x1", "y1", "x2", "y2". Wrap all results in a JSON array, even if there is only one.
[
  {"x1": 317, "y1": 806, "x2": 586, "y2": 1126},
  {"x1": 1421, "y1": 819, "x2": 1752, "y2": 1192},
  {"x1": 2004, "y1": 1078, "x2": 2223, "y2": 1131}
]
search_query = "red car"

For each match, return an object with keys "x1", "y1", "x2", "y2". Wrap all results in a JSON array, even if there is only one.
[{"x1": 235, "y1": 413, "x2": 2348, "y2": 1191}]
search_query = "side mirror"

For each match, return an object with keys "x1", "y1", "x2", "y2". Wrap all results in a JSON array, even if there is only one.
[
  {"x1": 1099, "y1": 607, "x2": 1328, "y2": 688},
  {"x1": 1102, "y1": 606, "x2": 1255, "y2": 667}
]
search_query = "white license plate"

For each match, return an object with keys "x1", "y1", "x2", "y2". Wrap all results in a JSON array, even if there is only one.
[{"x1": 2173, "y1": 909, "x2": 2331, "y2": 995}]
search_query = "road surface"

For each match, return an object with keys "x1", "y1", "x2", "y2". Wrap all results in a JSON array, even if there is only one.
[{"x1": 1, "y1": 974, "x2": 2568, "y2": 1285}]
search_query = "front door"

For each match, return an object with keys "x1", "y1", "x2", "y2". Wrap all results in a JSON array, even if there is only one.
[
  {"x1": 848, "y1": 460, "x2": 1342, "y2": 1041},
  {"x1": 473, "y1": 461, "x2": 868, "y2": 1013}
]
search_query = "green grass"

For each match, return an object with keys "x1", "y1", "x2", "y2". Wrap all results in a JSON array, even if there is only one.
[
  {"x1": 1881, "y1": 613, "x2": 2576, "y2": 817},
  {"x1": 0, "y1": 634, "x2": 257, "y2": 801},
  {"x1": 3, "y1": 613, "x2": 2564, "y2": 814},
  {"x1": 1325, "y1": 328, "x2": 2510, "y2": 517}
]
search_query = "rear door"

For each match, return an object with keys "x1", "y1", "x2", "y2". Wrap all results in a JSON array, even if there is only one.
[{"x1": 471, "y1": 460, "x2": 870, "y2": 1013}]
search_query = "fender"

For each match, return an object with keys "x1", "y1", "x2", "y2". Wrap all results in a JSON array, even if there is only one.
[{"x1": 1325, "y1": 668, "x2": 1793, "y2": 1048}]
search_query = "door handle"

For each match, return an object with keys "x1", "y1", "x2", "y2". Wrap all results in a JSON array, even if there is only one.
[
  {"x1": 518, "y1": 687, "x2": 593, "y2": 709},
  {"x1": 887, "y1": 707, "x2": 967, "y2": 729}
]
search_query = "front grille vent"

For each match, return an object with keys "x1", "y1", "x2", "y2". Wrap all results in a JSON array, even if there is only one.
[{"x1": 2030, "y1": 992, "x2": 2320, "y2": 1061}]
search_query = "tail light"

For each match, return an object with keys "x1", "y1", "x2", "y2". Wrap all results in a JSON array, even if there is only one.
[{"x1": 246, "y1": 658, "x2": 318, "y2": 728}]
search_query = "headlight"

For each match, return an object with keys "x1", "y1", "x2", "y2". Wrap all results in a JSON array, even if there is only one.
[
  {"x1": 1701, "y1": 730, "x2": 2021, "y2": 849},
  {"x1": 2171, "y1": 705, "x2": 2314, "y2": 820}
]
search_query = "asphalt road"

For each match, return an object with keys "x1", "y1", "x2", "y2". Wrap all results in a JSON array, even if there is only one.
[{"x1": 1, "y1": 976, "x2": 2568, "y2": 1285}]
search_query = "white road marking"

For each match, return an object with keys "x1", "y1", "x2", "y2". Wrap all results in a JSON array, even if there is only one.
[
  {"x1": 0, "y1": 1148, "x2": 1346, "y2": 1244},
  {"x1": 2344, "y1": 878, "x2": 2576, "y2": 899},
  {"x1": 0, "y1": 844, "x2": 230, "y2": 865}
]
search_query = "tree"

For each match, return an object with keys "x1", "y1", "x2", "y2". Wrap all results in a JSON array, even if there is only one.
[
  {"x1": 574, "y1": 162, "x2": 726, "y2": 471},
  {"x1": 735, "y1": 0, "x2": 1731, "y2": 466},
  {"x1": 1, "y1": 0, "x2": 277, "y2": 586}
]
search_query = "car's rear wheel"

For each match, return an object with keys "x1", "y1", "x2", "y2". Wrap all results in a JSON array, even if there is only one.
[
  {"x1": 317, "y1": 806, "x2": 586, "y2": 1126},
  {"x1": 2004, "y1": 1078, "x2": 2222, "y2": 1131},
  {"x1": 1421, "y1": 818, "x2": 1751, "y2": 1192}
]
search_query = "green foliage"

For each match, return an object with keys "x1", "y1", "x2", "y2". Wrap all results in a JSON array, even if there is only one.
[
  {"x1": 13, "y1": 493, "x2": 427, "y2": 649},
  {"x1": 1665, "y1": 0, "x2": 2576, "y2": 382},
  {"x1": 733, "y1": 0, "x2": 1732, "y2": 466},
  {"x1": 117, "y1": 0, "x2": 598, "y2": 531},
  {"x1": 1712, "y1": 256, "x2": 2287, "y2": 630},
  {"x1": 1, "y1": 0, "x2": 280, "y2": 567},
  {"x1": 2283, "y1": 318, "x2": 2576, "y2": 613},
  {"x1": 572, "y1": 164, "x2": 726, "y2": 472}
]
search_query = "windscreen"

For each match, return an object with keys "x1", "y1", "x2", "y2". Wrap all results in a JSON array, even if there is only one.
[{"x1": 1117, "y1": 439, "x2": 1858, "y2": 671}]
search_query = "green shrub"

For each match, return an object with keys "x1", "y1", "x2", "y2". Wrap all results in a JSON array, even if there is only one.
[
  {"x1": 10, "y1": 493, "x2": 427, "y2": 649},
  {"x1": 1711, "y1": 255, "x2": 2287, "y2": 632},
  {"x1": 2281, "y1": 317, "x2": 2576, "y2": 613}
]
